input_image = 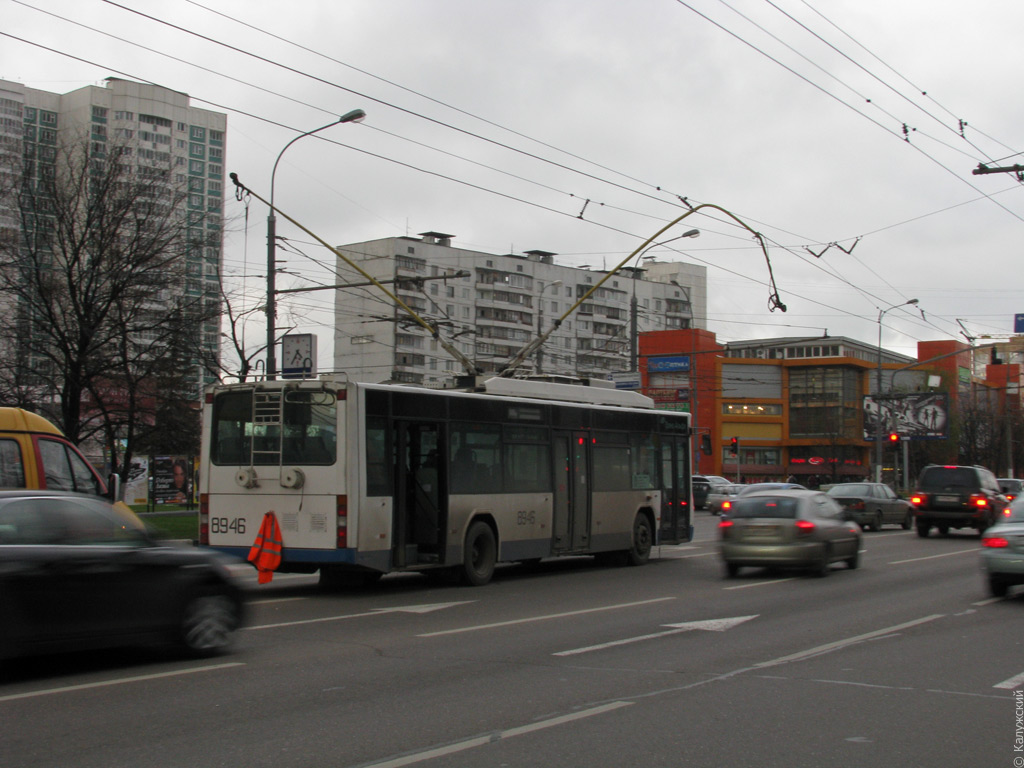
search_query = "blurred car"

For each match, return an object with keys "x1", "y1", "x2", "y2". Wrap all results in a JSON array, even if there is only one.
[
  {"x1": 691, "y1": 476, "x2": 711, "y2": 510},
  {"x1": 718, "y1": 489, "x2": 862, "y2": 577},
  {"x1": 909, "y1": 464, "x2": 1007, "y2": 537},
  {"x1": 0, "y1": 491, "x2": 245, "y2": 660},
  {"x1": 825, "y1": 482, "x2": 913, "y2": 531},
  {"x1": 706, "y1": 483, "x2": 742, "y2": 516},
  {"x1": 981, "y1": 499, "x2": 1024, "y2": 597},
  {"x1": 720, "y1": 482, "x2": 806, "y2": 515},
  {"x1": 999, "y1": 478, "x2": 1024, "y2": 503}
]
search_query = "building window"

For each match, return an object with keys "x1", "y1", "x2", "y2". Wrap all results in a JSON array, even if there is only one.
[
  {"x1": 40, "y1": 111, "x2": 57, "y2": 126},
  {"x1": 190, "y1": 125, "x2": 206, "y2": 141},
  {"x1": 723, "y1": 403, "x2": 783, "y2": 416},
  {"x1": 189, "y1": 143, "x2": 205, "y2": 159},
  {"x1": 91, "y1": 106, "x2": 108, "y2": 122},
  {"x1": 189, "y1": 160, "x2": 205, "y2": 174}
]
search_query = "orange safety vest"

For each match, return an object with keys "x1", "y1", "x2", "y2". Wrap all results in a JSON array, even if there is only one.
[{"x1": 248, "y1": 511, "x2": 283, "y2": 584}]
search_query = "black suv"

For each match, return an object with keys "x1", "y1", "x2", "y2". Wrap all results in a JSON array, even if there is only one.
[
  {"x1": 910, "y1": 464, "x2": 1007, "y2": 537},
  {"x1": 691, "y1": 476, "x2": 711, "y2": 510}
]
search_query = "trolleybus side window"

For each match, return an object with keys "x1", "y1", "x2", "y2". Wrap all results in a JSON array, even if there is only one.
[
  {"x1": 593, "y1": 433, "x2": 632, "y2": 492},
  {"x1": 504, "y1": 426, "x2": 550, "y2": 493},
  {"x1": 631, "y1": 433, "x2": 658, "y2": 490},
  {"x1": 450, "y1": 424, "x2": 501, "y2": 494},
  {"x1": 366, "y1": 416, "x2": 391, "y2": 496}
]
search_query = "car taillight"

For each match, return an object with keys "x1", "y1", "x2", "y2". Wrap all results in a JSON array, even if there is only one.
[
  {"x1": 1005, "y1": 508, "x2": 1013, "y2": 517},
  {"x1": 718, "y1": 519, "x2": 733, "y2": 538},
  {"x1": 1006, "y1": 493, "x2": 1018, "y2": 502},
  {"x1": 721, "y1": 500, "x2": 732, "y2": 512},
  {"x1": 983, "y1": 536, "x2": 1009, "y2": 548},
  {"x1": 795, "y1": 519, "x2": 815, "y2": 535},
  {"x1": 910, "y1": 493, "x2": 926, "y2": 507},
  {"x1": 970, "y1": 494, "x2": 989, "y2": 509},
  {"x1": 337, "y1": 495, "x2": 348, "y2": 548},
  {"x1": 199, "y1": 493, "x2": 209, "y2": 545},
  {"x1": 851, "y1": 501, "x2": 865, "y2": 511}
]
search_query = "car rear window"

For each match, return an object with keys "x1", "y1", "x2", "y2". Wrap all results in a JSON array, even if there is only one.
[
  {"x1": 920, "y1": 467, "x2": 978, "y2": 491},
  {"x1": 728, "y1": 497, "x2": 798, "y2": 519}
]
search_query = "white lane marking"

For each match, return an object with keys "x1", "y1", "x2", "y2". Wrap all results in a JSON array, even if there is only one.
[
  {"x1": 554, "y1": 615, "x2": 758, "y2": 657},
  {"x1": 416, "y1": 597, "x2": 676, "y2": 638},
  {"x1": 724, "y1": 577, "x2": 799, "y2": 589},
  {"x1": 249, "y1": 601, "x2": 474, "y2": 630},
  {"x1": 994, "y1": 670, "x2": 1024, "y2": 689},
  {"x1": 362, "y1": 701, "x2": 633, "y2": 768},
  {"x1": 755, "y1": 614, "x2": 946, "y2": 668},
  {"x1": 889, "y1": 549, "x2": 976, "y2": 565},
  {"x1": 0, "y1": 662, "x2": 245, "y2": 703}
]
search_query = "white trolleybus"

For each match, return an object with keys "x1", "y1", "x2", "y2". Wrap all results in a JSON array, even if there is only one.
[{"x1": 199, "y1": 375, "x2": 693, "y2": 586}]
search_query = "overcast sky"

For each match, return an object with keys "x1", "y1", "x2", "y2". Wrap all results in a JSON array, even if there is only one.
[{"x1": 4, "y1": 0, "x2": 1023, "y2": 367}]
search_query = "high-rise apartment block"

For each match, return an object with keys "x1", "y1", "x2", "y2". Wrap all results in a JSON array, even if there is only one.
[
  {"x1": 333, "y1": 232, "x2": 707, "y2": 386},
  {"x1": 0, "y1": 77, "x2": 226, "y2": 393}
]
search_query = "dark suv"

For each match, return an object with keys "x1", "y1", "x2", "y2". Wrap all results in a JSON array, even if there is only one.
[
  {"x1": 910, "y1": 464, "x2": 1007, "y2": 537},
  {"x1": 691, "y1": 476, "x2": 711, "y2": 510}
]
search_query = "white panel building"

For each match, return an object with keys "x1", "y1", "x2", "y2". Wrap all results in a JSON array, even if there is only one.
[{"x1": 333, "y1": 232, "x2": 707, "y2": 386}]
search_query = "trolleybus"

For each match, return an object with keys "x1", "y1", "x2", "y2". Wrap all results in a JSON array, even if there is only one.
[{"x1": 199, "y1": 376, "x2": 693, "y2": 586}]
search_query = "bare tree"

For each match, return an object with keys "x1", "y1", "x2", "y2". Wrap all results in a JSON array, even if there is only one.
[{"x1": 0, "y1": 134, "x2": 213, "y2": 480}]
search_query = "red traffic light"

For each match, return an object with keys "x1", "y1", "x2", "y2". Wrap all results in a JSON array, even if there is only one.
[{"x1": 888, "y1": 432, "x2": 900, "y2": 443}]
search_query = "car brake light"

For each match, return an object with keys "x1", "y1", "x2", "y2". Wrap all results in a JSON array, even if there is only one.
[
  {"x1": 970, "y1": 494, "x2": 989, "y2": 508},
  {"x1": 199, "y1": 493, "x2": 209, "y2": 545},
  {"x1": 718, "y1": 520, "x2": 734, "y2": 529},
  {"x1": 910, "y1": 494, "x2": 926, "y2": 506},
  {"x1": 337, "y1": 495, "x2": 348, "y2": 548},
  {"x1": 983, "y1": 536, "x2": 1009, "y2": 548},
  {"x1": 1005, "y1": 508, "x2": 1013, "y2": 517},
  {"x1": 851, "y1": 500, "x2": 865, "y2": 511},
  {"x1": 795, "y1": 519, "x2": 815, "y2": 534},
  {"x1": 721, "y1": 500, "x2": 732, "y2": 512}
]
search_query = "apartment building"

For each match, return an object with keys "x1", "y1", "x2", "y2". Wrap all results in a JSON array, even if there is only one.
[
  {"x1": 0, "y1": 77, "x2": 226, "y2": 394},
  {"x1": 332, "y1": 232, "x2": 708, "y2": 386}
]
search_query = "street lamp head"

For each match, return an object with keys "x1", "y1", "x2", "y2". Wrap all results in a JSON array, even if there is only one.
[
  {"x1": 681, "y1": 228, "x2": 700, "y2": 239},
  {"x1": 338, "y1": 109, "x2": 367, "y2": 124},
  {"x1": 907, "y1": 298, "x2": 919, "y2": 306}
]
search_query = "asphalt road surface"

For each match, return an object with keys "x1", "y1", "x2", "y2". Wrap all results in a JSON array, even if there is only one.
[{"x1": 2, "y1": 514, "x2": 1021, "y2": 768}]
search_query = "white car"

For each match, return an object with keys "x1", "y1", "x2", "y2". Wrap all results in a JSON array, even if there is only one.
[{"x1": 707, "y1": 484, "x2": 742, "y2": 516}]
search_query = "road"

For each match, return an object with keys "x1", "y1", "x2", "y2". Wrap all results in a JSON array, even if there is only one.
[{"x1": 2, "y1": 514, "x2": 1021, "y2": 768}]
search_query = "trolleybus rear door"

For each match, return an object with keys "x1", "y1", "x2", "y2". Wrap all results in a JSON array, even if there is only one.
[
  {"x1": 659, "y1": 435, "x2": 692, "y2": 544},
  {"x1": 552, "y1": 430, "x2": 591, "y2": 552}
]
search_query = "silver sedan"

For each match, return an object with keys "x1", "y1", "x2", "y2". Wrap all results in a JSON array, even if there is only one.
[
  {"x1": 719, "y1": 489, "x2": 862, "y2": 578},
  {"x1": 981, "y1": 500, "x2": 1024, "y2": 597}
]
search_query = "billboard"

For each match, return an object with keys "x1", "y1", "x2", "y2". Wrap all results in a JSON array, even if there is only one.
[{"x1": 863, "y1": 392, "x2": 948, "y2": 441}]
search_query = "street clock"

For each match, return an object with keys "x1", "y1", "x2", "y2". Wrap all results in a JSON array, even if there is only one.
[{"x1": 281, "y1": 333, "x2": 316, "y2": 379}]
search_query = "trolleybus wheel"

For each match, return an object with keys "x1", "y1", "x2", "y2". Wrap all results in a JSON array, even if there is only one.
[
  {"x1": 626, "y1": 513, "x2": 653, "y2": 566},
  {"x1": 462, "y1": 521, "x2": 497, "y2": 586}
]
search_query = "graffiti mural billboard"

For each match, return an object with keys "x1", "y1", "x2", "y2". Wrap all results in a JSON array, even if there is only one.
[{"x1": 863, "y1": 392, "x2": 948, "y2": 441}]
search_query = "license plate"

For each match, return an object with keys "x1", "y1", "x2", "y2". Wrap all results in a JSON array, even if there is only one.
[
  {"x1": 747, "y1": 525, "x2": 779, "y2": 537},
  {"x1": 937, "y1": 495, "x2": 959, "y2": 503}
]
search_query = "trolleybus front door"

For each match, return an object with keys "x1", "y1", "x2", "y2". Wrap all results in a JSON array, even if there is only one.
[
  {"x1": 392, "y1": 422, "x2": 446, "y2": 568},
  {"x1": 552, "y1": 430, "x2": 591, "y2": 552}
]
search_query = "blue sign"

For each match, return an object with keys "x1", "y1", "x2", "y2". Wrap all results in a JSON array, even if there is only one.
[
  {"x1": 1015, "y1": 314, "x2": 1024, "y2": 334},
  {"x1": 648, "y1": 355, "x2": 691, "y2": 373}
]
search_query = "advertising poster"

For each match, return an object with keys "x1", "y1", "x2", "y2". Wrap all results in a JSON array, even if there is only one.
[
  {"x1": 125, "y1": 457, "x2": 149, "y2": 505},
  {"x1": 153, "y1": 456, "x2": 191, "y2": 505}
]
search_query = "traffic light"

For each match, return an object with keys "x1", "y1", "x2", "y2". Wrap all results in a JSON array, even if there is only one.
[
  {"x1": 729, "y1": 436, "x2": 739, "y2": 456},
  {"x1": 888, "y1": 432, "x2": 900, "y2": 444}
]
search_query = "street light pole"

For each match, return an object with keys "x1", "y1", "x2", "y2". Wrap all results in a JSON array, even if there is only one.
[
  {"x1": 266, "y1": 109, "x2": 365, "y2": 380},
  {"x1": 875, "y1": 298, "x2": 918, "y2": 482}
]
